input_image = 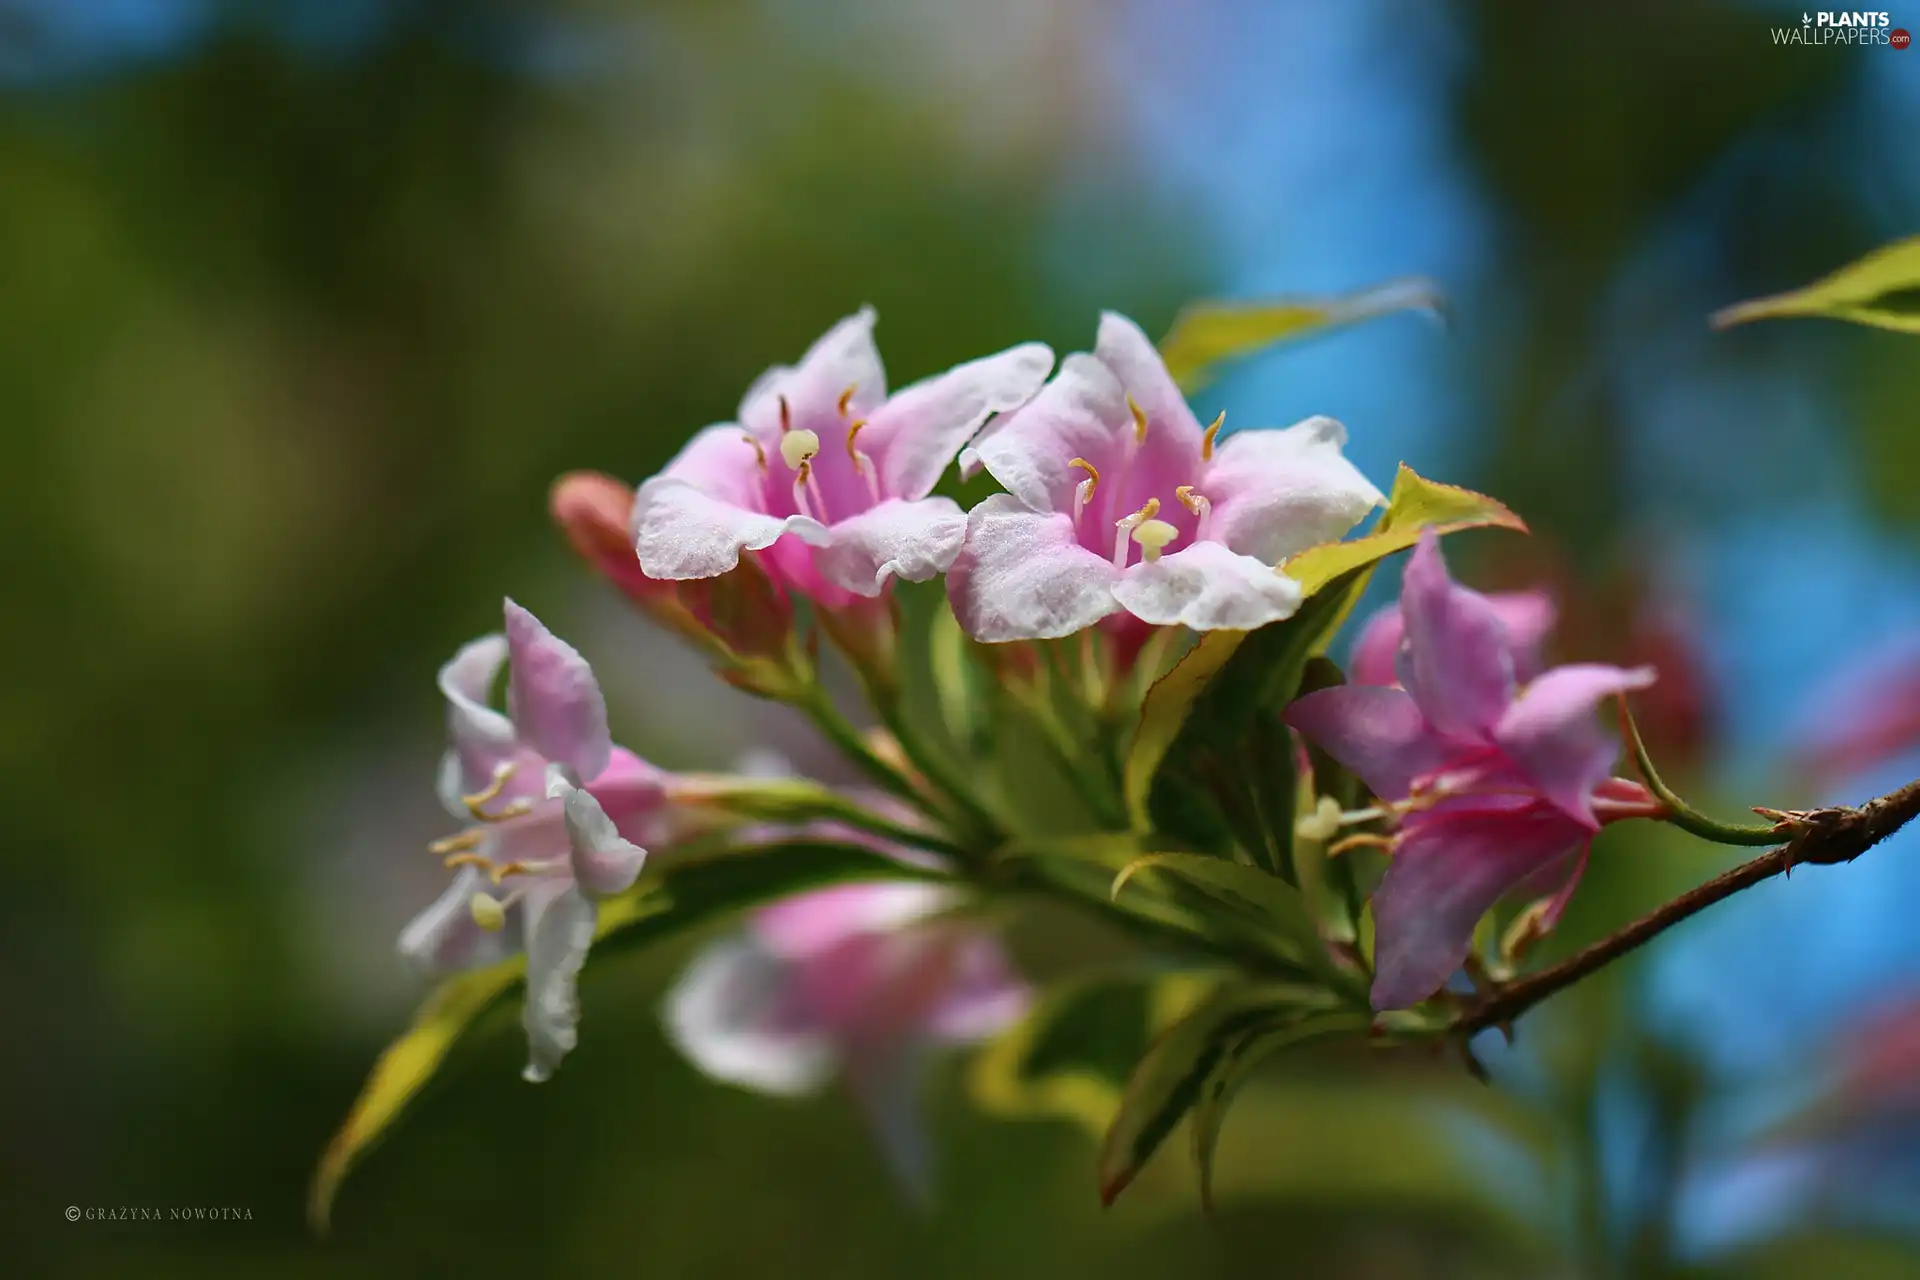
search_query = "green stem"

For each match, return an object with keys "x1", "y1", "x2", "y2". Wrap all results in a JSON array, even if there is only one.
[
  {"x1": 869, "y1": 687, "x2": 1004, "y2": 850},
  {"x1": 792, "y1": 682, "x2": 952, "y2": 828},
  {"x1": 1619, "y1": 696, "x2": 1783, "y2": 846}
]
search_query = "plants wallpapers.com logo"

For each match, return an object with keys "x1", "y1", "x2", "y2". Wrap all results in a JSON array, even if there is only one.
[{"x1": 1772, "y1": 10, "x2": 1909, "y2": 44}]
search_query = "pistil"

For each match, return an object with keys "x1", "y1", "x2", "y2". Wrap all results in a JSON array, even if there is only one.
[
  {"x1": 1112, "y1": 498, "x2": 1161, "y2": 567},
  {"x1": 1068, "y1": 457, "x2": 1100, "y2": 522}
]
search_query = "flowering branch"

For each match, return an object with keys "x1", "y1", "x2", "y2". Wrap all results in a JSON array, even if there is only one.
[{"x1": 1455, "y1": 775, "x2": 1920, "y2": 1037}]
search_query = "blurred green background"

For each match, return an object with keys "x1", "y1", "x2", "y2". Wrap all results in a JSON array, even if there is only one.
[{"x1": 9, "y1": 1, "x2": 1920, "y2": 1276}]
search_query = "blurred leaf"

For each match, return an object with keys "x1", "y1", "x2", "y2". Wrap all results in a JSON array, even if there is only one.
[
  {"x1": 1097, "y1": 981, "x2": 1350, "y2": 1205},
  {"x1": 1712, "y1": 236, "x2": 1920, "y2": 334},
  {"x1": 1111, "y1": 853, "x2": 1337, "y2": 981},
  {"x1": 1158, "y1": 278, "x2": 1446, "y2": 392},
  {"x1": 311, "y1": 840, "x2": 942, "y2": 1233},
  {"x1": 1283, "y1": 464, "x2": 1530, "y2": 598},
  {"x1": 969, "y1": 972, "x2": 1219, "y2": 1136}
]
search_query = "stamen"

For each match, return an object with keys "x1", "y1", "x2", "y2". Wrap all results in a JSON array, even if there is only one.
[
  {"x1": 489, "y1": 858, "x2": 560, "y2": 885},
  {"x1": 462, "y1": 762, "x2": 532, "y2": 823},
  {"x1": 741, "y1": 431, "x2": 768, "y2": 472},
  {"x1": 777, "y1": 394, "x2": 792, "y2": 434},
  {"x1": 1068, "y1": 457, "x2": 1100, "y2": 522},
  {"x1": 782, "y1": 427, "x2": 826, "y2": 521},
  {"x1": 442, "y1": 851, "x2": 492, "y2": 872},
  {"x1": 1328, "y1": 832, "x2": 1396, "y2": 858},
  {"x1": 469, "y1": 892, "x2": 507, "y2": 932},
  {"x1": 846, "y1": 419, "x2": 881, "y2": 505},
  {"x1": 1130, "y1": 518, "x2": 1178, "y2": 562},
  {"x1": 1176, "y1": 484, "x2": 1212, "y2": 542},
  {"x1": 1112, "y1": 497, "x2": 1161, "y2": 567},
  {"x1": 837, "y1": 385, "x2": 857, "y2": 417},
  {"x1": 429, "y1": 830, "x2": 483, "y2": 856},
  {"x1": 779, "y1": 428, "x2": 820, "y2": 472},
  {"x1": 1126, "y1": 395, "x2": 1149, "y2": 444},
  {"x1": 1201, "y1": 411, "x2": 1224, "y2": 460}
]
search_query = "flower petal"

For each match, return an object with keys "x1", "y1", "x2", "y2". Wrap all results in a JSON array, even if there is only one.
[
  {"x1": 1370, "y1": 804, "x2": 1589, "y2": 1010},
  {"x1": 923, "y1": 934, "x2": 1030, "y2": 1042},
  {"x1": 738, "y1": 307, "x2": 887, "y2": 437},
  {"x1": 520, "y1": 878, "x2": 599, "y2": 1083},
  {"x1": 1093, "y1": 311, "x2": 1203, "y2": 440},
  {"x1": 662, "y1": 937, "x2": 839, "y2": 1095},
  {"x1": 811, "y1": 497, "x2": 968, "y2": 597},
  {"x1": 1202, "y1": 416, "x2": 1384, "y2": 566},
  {"x1": 754, "y1": 882, "x2": 954, "y2": 962},
  {"x1": 1282, "y1": 684, "x2": 1460, "y2": 801},
  {"x1": 1348, "y1": 589, "x2": 1557, "y2": 688},
  {"x1": 1111, "y1": 540, "x2": 1304, "y2": 631},
  {"x1": 946, "y1": 495, "x2": 1122, "y2": 641},
  {"x1": 503, "y1": 599, "x2": 611, "y2": 782},
  {"x1": 435, "y1": 633, "x2": 518, "y2": 812},
  {"x1": 964, "y1": 353, "x2": 1129, "y2": 514},
  {"x1": 633, "y1": 475, "x2": 829, "y2": 582},
  {"x1": 552, "y1": 780, "x2": 648, "y2": 899},
  {"x1": 1496, "y1": 663, "x2": 1657, "y2": 824},
  {"x1": 396, "y1": 865, "x2": 513, "y2": 973},
  {"x1": 847, "y1": 1043, "x2": 936, "y2": 1208},
  {"x1": 584, "y1": 747, "x2": 675, "y2": 848},
  {"x1": 655, "y1": 422, "x2": 773, "y2": 507},
  {"x1": 867, "y1": 342, "x2": 1053, "y2": 501},
  {"x1": 1396, "y1": 531, "x2": 1516, "y2": 739}
]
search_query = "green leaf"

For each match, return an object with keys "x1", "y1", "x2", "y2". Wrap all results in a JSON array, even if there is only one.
[
  {"x1": 968, "y1": 972, "x2": 1219, "y2": 1137},
  {"x1": 1123, "y1": 466, "x2": 1525, "y2": 843},
  {"x1": 1158, "y1": 278, "x2": 1446, "y2": 392},
  {"x1": 1097, "y1": 982, "x2": 1349, "y2": 1205},
  {"x1": 1712, "y1": 235, "x2": 1920, "y2": 335},
  {"x1": 1111, "y1": 853, "x2": 1334, "y2": 979},
  {"x1": 309, "y1": 840, "x2": 942, "y2": 1233}
]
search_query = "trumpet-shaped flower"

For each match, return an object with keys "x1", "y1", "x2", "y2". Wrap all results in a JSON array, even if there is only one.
[
  {"x1": 1283, "y1": 532, "x2": 1659, "y2": 1010},
  {"x1": 663, "y1": 881, "x2": 1028, "y2": 1201},
  {"x1": 633, "y1": 308, "x2": 1053, "y2": 607},
  {"x1": 948, "y1": 312, "x2": 1383, "y2": 640},
  {"x1": 400, "y1": 599, "x2": 677, "y2": 1082}
]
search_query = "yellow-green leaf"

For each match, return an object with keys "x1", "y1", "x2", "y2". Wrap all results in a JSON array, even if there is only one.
[
  {"x1": 1111, "y1": 853, "x2": 1332, "y2": 978},
  {"x1": 1159, "y1": 278, "x2": 1446, "y2": 392},
  {"x1": 1711, "y1": 235, "x2": 1920, "y2": 335},
  {"x1": 1283, "y1": 464, "x2": 1529, "y2": 597},
  {"x1": 310, "y1": 840, "x2": 942, "y2": 1234}
]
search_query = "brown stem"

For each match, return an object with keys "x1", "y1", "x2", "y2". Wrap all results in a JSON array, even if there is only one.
[{"x1": 1456, "y1": 776, "x2": 1920, "y2": 1037}]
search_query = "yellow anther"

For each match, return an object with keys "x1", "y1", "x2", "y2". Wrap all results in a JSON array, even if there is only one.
[
  {"x1": 1328, "y1": 832, "x2": 1396, "y2": 859},
  {"x1": 469, "y1": 892, "x2": 507, "y2": 932},
  {"x1": 837, "y1": 384, "x2": 857, "y2": 417},
  {"x1": 1130, "y1": 518, "x2": 1179, "y2": 562},
  {"x1": 429, "y1": 829, "x2": 483, "y2": 857},
  {"x1": 1068, "y1": 456, "x2": 1100, "y2": 490},
  {"x1": 777, "y1": 394, "x2": 792, "y2": 434},
  {"x1": 1201, "y1": 411, "x2": 1225, "y2": 461},
  {"x1": 1294, "y1": 795, "x2": 1344, "y2": 843},
  {"x1": 461, "y1": 762, "x2": 528, "y2": 823},
  {"x1": 779, "y1": 428, "x2": 821, "y2": 471},
  {"x1": 1175, "y1": 484, "x2": 1208, "y2": 516},
  {"x1": 741, "y1": 431, "x2": 768, "y2": 470},
  {"x1": 1127, "y1": 394, "x2": 1149, "y2": 444},
  {"x1": 845, "y1": 419, "x2": 869, "y2": 468},
  {"x1": 442, "y1": 851, "x2": 492, "y2": 872},
  {"x1": 489, "y1": 859, "x2": 548, "y2": 885}
]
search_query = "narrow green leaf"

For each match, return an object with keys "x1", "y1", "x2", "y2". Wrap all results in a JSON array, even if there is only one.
[
  {"x1": 1158, "y1": 278, "x2": 1446, "y2": 392},
  {"x1": 1712, "y1": 235, "x2": 1920, "y2": 335},
  {"x1": 1111, "y1": 852, "x2": 1331, "y2": 977},
  {"x1": 1097, "y1": 983, "x2": 1347, "y2": 1205},
  {"x1": 310, "y1": 840, "x2": 942, "y2": 1233}
]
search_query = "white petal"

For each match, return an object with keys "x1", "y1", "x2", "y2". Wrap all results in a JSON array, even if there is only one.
[
  {"x1": 662, "y1": 938, "x2": 838, "y2": 1095},
  {"x1": 435, "y1": 634, "x2": 517, "y2": 813},
  {"x1": 739, "y1": 308, "x2": 887, "y2": 434},
  {"x1": 1112, "y1": 540, "x2": 1305, "y2": 631},
  {"x1": 811, "y1": 497, "x2": 968, "y2": 598},
  {"x1": 965, "y1": 353, "x2": 1129, "y2": 515},
  {"x1": 633, "y1": 475, "x2": 829, "y2": 581},
  {"x1": 945, "y1": 495, "x2": 1121, "y2": 642},
  {"x1": 397, "y1": 866, "x2": 513, "y2": 973},
  {"x1": 867, "y1": 342, "x2": 1053, "y2": 501},
  {"x1": 1202, "y1": 416, "x2": 1384, "y2": 565},
  {"x1": 558, "y1": 784, "x2": 648, "y2": 899},
  {"x1": 1093, "y1": 311, "x2": 1204, "y2": 438},
  {"x1": 520, "y1": 879, "x2": 599, "y2": 1083},
  {"x1": 503, "y1": 600, "x2": 612, "y2": 783}
]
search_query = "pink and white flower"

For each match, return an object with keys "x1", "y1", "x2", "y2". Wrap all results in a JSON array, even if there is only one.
[
  {"x1": 663, "y1": 881, "x2": 1028, "y2": 1200},
  {"x1": 1283, "y1": 533, "x2": 1660, "y2": 1010},
  {"x1": 401, "y1": 599, "x2": 677, "y2": 1082},
  {"x1": 633, "y1": 308, "x2": 1053, "y2": 608},
  {"x1": 948, "y1": 312, "x2": 1384, "y2": 640}
]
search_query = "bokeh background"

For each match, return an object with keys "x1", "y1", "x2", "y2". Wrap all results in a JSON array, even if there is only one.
[{"x1": 9, "y1": 1, "x2": 1920, "y2": 1276}]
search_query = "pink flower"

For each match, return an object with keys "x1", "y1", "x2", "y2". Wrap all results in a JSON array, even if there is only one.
[
  {"x1": 400, "y1": 599, "x2": 678, "y2": 1082},
  {"x1": 633, "y1": 308, "x2": 1053, "y2": 608},
  {"x1": 1283, "y1": 533, "x2": 1658, "y2": 1010},
  {"x1": 1347, "y1": 588, "x2": 1556, "y2": 688},
  {"x1": 663, "y1": 881, "x2": 1028, "y2": 1201},
  {"x1": 948, "y1": 312, "x2": 1383, "y2": 640}
]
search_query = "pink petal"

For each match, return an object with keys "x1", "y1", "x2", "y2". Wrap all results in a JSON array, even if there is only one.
[
  {"x1": 661, "y1": 937, "x2": 839, "y2": 1095},
  {"x1": 1348, "y1": 589, "x2": 1558, "y2": 688},
  {"x1": 633, "y1": 475, "x2": 829, "y2": 582},
  {"x1": 584, "y1": 747, "x2": 676, "y2": 848},
  {"x1": 1496, "y1": 663, "x2": 1657, "y2": 825},
  {"x1": 396, "y1": 866, "x2": 514, "y2": 973},
  {"x1": 1396, "y1": 532, "x2": 1517, "y2": 739},
  {"x1": 963, "y1": 353, "x2": 1129, "y2": 514},
  {"x1": 1282, "y1": 684, "x2": 1460, "y2": 801},
  {"x1": 1111, "y1": 539, "x2": 1303, "y2": 631},
  {"x1": 946, "y1": 495, "x2": 1123, "y2": 641},
  {"x1": 503, "y1": 599, "x2": 612, "y2": 782},
  {"x1": 556, "y1": 783, "x2": 648, "y2": 899},
  {"x1": 1201, "y1": 416, "x2": 1384, "y2": 566},
  {"x1": 736, "y1": 308, "x2": 887, "y2": 438},
  {"x1": 923, "y1": 934, "x2": 1031, "y2": 1042},
  {"x1": 867, "y1": 343, "x2": 1053, "y2": 501},
  {"x1": 1369, "y1": 804, "x2": 1590, "y2": 1010},
  {"x1": 811, "y1": 497, "x2": 968, "y2": 598},
  {"x1": 654, "y1": 422, "x2": 772, "y2": 507},
  {"x1": 434, "y1": 633, "x2": 518, "y2": 809},
  {"x1": 753, "y1": 882, "x2": 953, "y2": 962},
  {"x1": 1093, "y1": 311, "x2": 1203, "y2": 441}
]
